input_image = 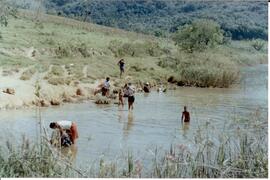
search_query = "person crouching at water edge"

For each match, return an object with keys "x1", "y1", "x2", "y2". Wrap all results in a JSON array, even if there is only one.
[
  {"x1": 127, "y1": 83, "x2": 135, "y2": 111},
  {"x1": 50, "y1": 121, "x2": 79, "y2": 147},
  {"x1": 181, "y1": 106, "x2": 190, "y2": 123},
  {"x1": 94, "y1": 77, "x2": 110, "y2": 97}
]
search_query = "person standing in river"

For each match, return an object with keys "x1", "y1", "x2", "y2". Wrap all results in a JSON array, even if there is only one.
[
  {"x1": 181, "y1": 106, "x2": 190, "y2": 123},
  {"x1": 127, "y1": 83, "x2": 135, "y2": 111},
  {"x1": 118, "y1": 89, "x2": 124, "y2": 107},
  {"x1": 117, "y1": 59, "x2": 125, "y2": 78}
]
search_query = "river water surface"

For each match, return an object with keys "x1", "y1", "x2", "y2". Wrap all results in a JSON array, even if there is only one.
[{"x1": 0, "y1": 64, "x2": 267, "y2": 168}]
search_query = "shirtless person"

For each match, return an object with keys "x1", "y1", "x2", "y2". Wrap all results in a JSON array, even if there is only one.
[
  {"x1": 50, "y1": 120, "x2": 79, "y2": 145},
  {"x1": 181, "y1": 106, "x2": 190, "y2": 123},
  {"x1": 118, "y1": 89, "x2": 124, "y2": 106}
]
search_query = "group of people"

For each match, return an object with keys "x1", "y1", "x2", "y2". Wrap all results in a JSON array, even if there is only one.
[{"x1": 49, "y1": 58, "x2": 191, "y2": 148}]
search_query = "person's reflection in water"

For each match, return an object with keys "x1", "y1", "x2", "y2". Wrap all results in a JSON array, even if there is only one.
[
  {"x1": 61, "y1": 145, "x2": 78, "y2": 164},
  {"x1": 181, "y1": 122, "x2": 190, "y2": 138},
  {"x1": 123, "y1": 111, "x2": 134, "y2": 137},
  {"x1": 118, "y1": 106, "x2": 124, "y2": 123}
]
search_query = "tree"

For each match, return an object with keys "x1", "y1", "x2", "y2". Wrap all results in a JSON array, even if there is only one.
[
  {"x1": 172, "y1": 19, "x2": 224, "y2": 53},
  {"x1": 0, "y1": 0, "x2": 18, "y2": 39}
]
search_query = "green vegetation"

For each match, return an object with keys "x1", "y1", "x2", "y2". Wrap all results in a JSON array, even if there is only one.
[
  {"x1": 172, "y1": 20, "x2": 224, "y2": 53},
  {"x1": 0, "y1": 139, "x2": 75, "y2": 177},
  {"x1": 20, "y1": 67, "x2": 36, "y2": 80},
  {"x1": 26, "y1": 0, "x2": 268, "y2": 40},
  {"x1": 0, "y1": 0, "x2": 18, "y2": 27},
  {"x1": 108, "y1": 40, "x2": 167, "y2": 57},
  {"x1": 251, "y1": 39, "x2": 265, "y2": 51},
  {"x1": 0, "y1": 10, "x2": 267, "y2": 88}
]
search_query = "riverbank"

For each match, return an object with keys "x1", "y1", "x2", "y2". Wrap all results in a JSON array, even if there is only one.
[{"x1": 0, "y1": 11, "x2": 267, "y2": 110}]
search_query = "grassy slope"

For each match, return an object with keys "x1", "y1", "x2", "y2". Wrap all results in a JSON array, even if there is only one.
[{"x1": 0, "y1": 11, "x2": 267, "y2": 88}]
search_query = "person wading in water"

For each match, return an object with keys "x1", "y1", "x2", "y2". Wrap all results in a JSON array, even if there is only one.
[
  {"x1": 181, "y1": 106, "x2": 190, "y2": 123},
  {"x1": 127, "y1": 83, "x2": 135, "y2": 111},
  {"x1": 49, "y1": 120, "x2": 79, "y2": 146},
  {"x1": 118, "y1": 89, "x2": 124, "y2": 107}
]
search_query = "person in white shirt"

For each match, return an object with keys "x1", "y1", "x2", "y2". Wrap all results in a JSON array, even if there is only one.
[
  {"x1": 50, "y1": 120, "x2": 79, "y2": 145},
  {"x1": 94, "y1": 77, "x2": 111, "y2": 97},
  {"x1": 102, "y1": 77, "x2": 110, "y2": 96},
  {"x1": 127, "y1": 83, "x2": 135, "y2": 110}
]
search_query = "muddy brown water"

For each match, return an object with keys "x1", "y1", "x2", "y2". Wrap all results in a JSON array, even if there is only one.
[{"x1": 0, "y1": 64, "x2": 267, "y2": 169}]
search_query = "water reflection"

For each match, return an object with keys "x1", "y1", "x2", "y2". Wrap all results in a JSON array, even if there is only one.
[
  {"x1": 61, "y1": 145, "x2": 78, "y2": 164},
  {"x1": 181, "y1": 122, "x2": 190, "y2": 137},
  {"x1": 117, "y1": 106, "x2": 125, "y2": 123},
  {"x1": 123, "y1": 111, "x2": 134, "y2": 137}
]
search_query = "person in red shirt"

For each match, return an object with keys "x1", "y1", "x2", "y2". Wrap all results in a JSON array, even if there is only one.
[{"x1": 181, "y1": 106, "x2": 190, "y2": 123}]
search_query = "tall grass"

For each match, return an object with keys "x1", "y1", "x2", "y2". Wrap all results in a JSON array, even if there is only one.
[
  {"x1": 108, "y1": 40, "x2": 168, "y2": 57},
  {"x1": 159, "y1": 51, "x2": 240, "y2": 87},
  {"x1": 0, "y1": 114, "x2": 267, "y2": 178}
]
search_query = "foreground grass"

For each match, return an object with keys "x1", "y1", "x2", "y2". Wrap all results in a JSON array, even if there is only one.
[{"x1": 0, "y1": 116, "x2": 267, "y2": 178}]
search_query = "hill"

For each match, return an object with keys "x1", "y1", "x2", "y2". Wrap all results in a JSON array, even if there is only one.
[
  {"x1": 0, "y1": 10, "x2": 267, "y2": 109},
  {"x1": 17, "y1": 0, "x2": 268, "y2": 40}
]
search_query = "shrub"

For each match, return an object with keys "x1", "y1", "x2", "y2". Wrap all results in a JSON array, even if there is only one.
[
  {"x1": 47, "y1": 77, "x2": 66, "y2": 85},
  {"x1": 54, "y1": 43, "x2": 91, "y2": 58},
  {"x1": 172, "y1": 20, "x2": 224, "y2": 52},
  {"x1": 108, "y1": 40, "x2": 123, "y2": 57},
  {"x1": 108, "y1": 40, "x2": 163, "y2": 57},
  {"x1": 55, "y1": 45, "x2": 71, "y2": 57},
  {"x1": 159, "y1": 53, "x2": 239, "y2": 88},
  {"x1": 50, "y1": 65, "x2": 64, "y2": 76},
  {"x1": 20, "y1": 68, "x2": 36, "y2": 80},
  {"x1": 77, "y1": 43, "x2": 91, "y2": 57},
  {"x1": 95, "y1": 94, "x2": 111, "y2": 104},
  {"x1": 251, "y1": 39, "x2": 265, "y2": 51}
]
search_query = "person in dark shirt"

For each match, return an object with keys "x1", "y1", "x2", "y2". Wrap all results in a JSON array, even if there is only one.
[
  {"x1": 181, "y1": 106, "x2": 190, "y2": 123},
  {"x1": 117, "y1": 59, "x2": 125, "y2": 78}
]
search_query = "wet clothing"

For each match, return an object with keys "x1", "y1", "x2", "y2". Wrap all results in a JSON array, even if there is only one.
[
  {"x1": 128, "y1": 96, "x2": 135, "y2": 103},
  {"x1": 101, "y1": 87, "x2": 108, "y2": 96},
  {"x1": 102, "y1": 80, "x2": 110, "y2": 96},
  {"x1": 127, "y1": 86, "x2": 135, "y2": 103},
  {"x1": 143, "y1": 86, "x2": 150, "y2": 93},
  {"x1": 182, "y1": 111, "x2": 190, "y2": 122},
  {"x1": 61, "y1": 132, "x2": 72, "y2": 147}
]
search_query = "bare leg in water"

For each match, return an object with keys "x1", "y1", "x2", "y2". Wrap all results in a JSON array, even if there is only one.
[{"x1": 128, "y1": 101, "x2": 134, "y2": 110}]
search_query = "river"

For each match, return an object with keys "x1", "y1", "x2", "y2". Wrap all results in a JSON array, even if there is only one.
[{"x1": 0, "y1": 64, "x2": 267, "y2": 169}]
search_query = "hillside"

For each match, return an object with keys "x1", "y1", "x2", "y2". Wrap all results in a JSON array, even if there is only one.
[
  {"x1": 15, "y1": 0, "x2": 268, "y2": 40},
  {"x1": 0, "y1": 10, "x2": 267, "y2": 109}
]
